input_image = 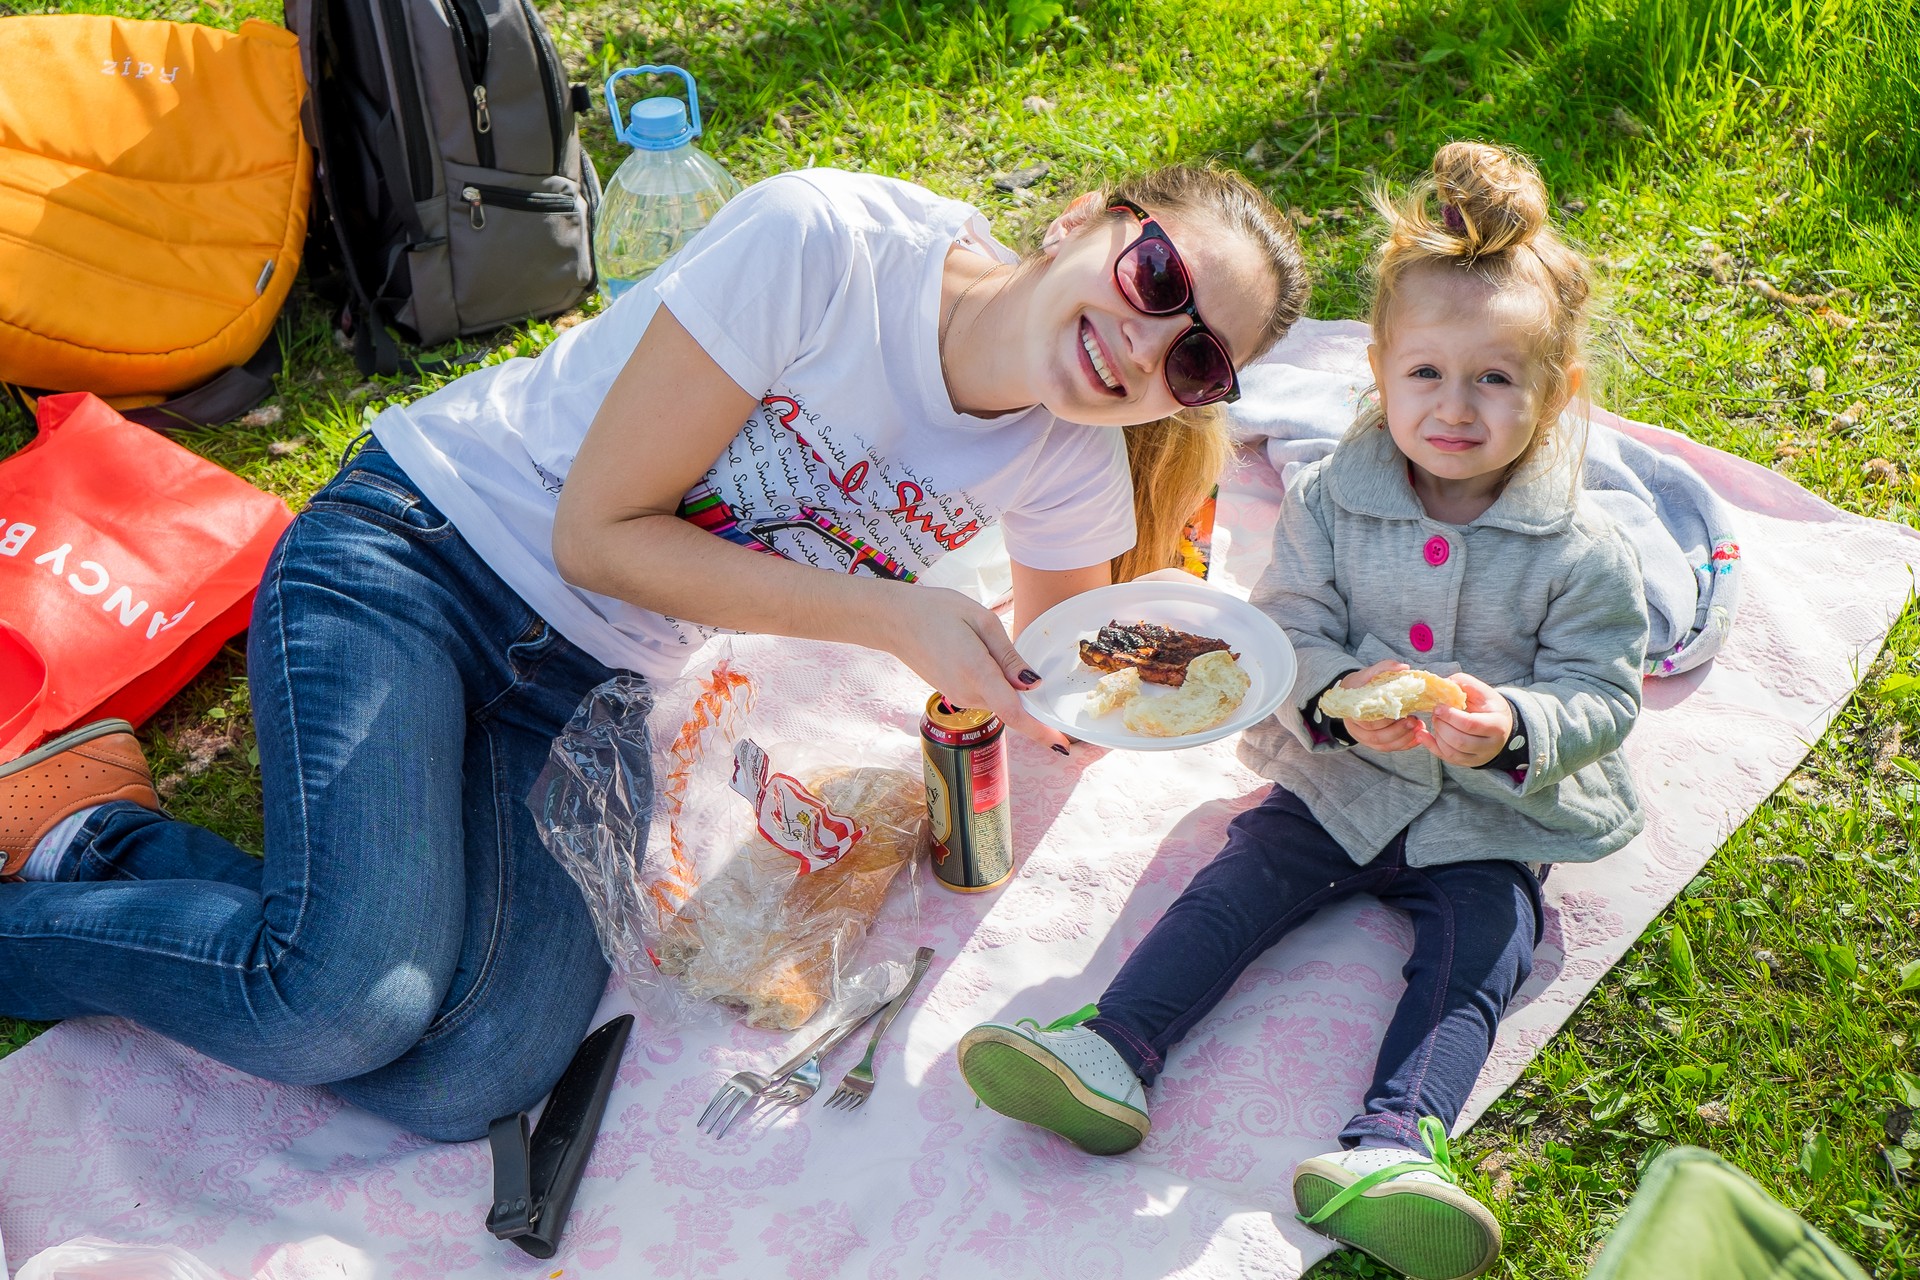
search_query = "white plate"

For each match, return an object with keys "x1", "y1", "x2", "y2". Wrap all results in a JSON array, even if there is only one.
[{"x1": 1017, "y1": 577, "x2": 1296, "y2": 751}]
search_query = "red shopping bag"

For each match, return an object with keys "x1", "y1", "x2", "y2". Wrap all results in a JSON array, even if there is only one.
[{"x1": 0, "y1": 393, "x2": 292, "y2": 760}]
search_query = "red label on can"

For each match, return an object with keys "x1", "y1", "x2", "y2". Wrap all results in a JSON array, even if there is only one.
[{"x1": 969, "y1": 734, "x2": 1006, "y2": 813}]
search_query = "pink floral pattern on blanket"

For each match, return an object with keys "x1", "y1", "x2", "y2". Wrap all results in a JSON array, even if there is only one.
[{"x1": 1, "y1": 324, "x2": 1916, "y2": 1280}]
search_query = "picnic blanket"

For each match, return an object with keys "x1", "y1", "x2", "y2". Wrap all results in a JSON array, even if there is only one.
[{"x1": 0, "y1": 322, "x2": 1916, "y2": 1279}]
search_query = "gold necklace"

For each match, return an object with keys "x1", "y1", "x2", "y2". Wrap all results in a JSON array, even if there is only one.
[{"x1": 939, "y1": 259, "x2": 1008, "y2": 408}]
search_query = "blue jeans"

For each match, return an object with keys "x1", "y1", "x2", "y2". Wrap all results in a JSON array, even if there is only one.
[
  {"x1": 0, "y1": 440, "x2": 631, "y2": 1141},
  {"x1": 1088, "y1": 784, "x2": 1543, "y2": 1151}
]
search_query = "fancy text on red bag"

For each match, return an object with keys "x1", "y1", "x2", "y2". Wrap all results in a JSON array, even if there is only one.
[{"x1": 1, "y1": 521, "x2": 195, "y2": 640}]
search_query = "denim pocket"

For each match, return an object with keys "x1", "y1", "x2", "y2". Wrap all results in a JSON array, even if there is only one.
[
  {"x1": 309, "y1": 466, "x2": 455, "y2": 540},
  {"x1": 505, "y1": 616, "x2": 556, "y2": 679}
]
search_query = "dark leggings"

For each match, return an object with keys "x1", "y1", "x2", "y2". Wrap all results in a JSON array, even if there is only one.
[{"x1": 1089, "y1": 784, "x2": 1543, "y2": 1150}]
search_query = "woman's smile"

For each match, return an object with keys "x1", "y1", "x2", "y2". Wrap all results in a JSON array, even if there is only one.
[{"x1": 1078, "y1": 316, "x2": 1127, "y2": 397}]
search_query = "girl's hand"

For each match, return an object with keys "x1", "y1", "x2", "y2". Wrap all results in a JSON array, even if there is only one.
[
  {"x1": 883, "y1": 586, "x2": 1066, "y2": 749},
  {"x1": 1413, "y1": 673, "x2": 1514, "y2": 768},
  {"x1": 1338, "y1": 660, "x2": 1425, "y2": 753}
]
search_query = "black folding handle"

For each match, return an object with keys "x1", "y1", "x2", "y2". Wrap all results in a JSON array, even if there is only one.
[{"x1": 487, "y1": 1013, "x2": 634, "y2": 1258}]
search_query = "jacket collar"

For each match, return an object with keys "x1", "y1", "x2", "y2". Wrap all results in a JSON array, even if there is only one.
[{"x1": 1325, "y1": 419, "x2": 1580, "y2": 534}]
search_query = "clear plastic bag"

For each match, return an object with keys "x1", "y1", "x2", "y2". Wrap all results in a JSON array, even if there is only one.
[
  {"x1": 16, "y1": 1236, "x2": 224, "y2": 1280},
  {"x1": 531, "y1": 646, "x2": 926, "y2": 1032}
]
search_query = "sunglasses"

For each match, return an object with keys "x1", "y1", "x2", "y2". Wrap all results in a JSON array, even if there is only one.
[{"x1": 1107, "y1": 197, "x2": 1242, "y2": 407}]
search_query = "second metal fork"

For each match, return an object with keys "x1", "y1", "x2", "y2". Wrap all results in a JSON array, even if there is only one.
[
  {"x1": 825, "y1": 945, "x2": 935, "y2": 1111},
  {"x1": 697, "y1": 1016, "x2": 845, "y2": 1140},
  {"x1": 753, "y1": 996, "x2": 890, "y2": 1114}
]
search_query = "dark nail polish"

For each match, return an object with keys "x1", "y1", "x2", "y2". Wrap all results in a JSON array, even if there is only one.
[
  {"x1": 1051, "y1": 743, "x2": 1070, "y2": 756},
  {"x1": 1020, "y1": 669, "x2": 1042, "y2": 685}
]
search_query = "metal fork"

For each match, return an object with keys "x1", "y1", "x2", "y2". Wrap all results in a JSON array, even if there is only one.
[
  {"x1": 826, "y1": 946, "x2": 936, "y2": 1111},
  {"x1": 695, "y1": 1064, "x2": 772, "y2": 1140},
  {"x1": 696, "y1": 1016, "x2": 852, "y2": 1139},
  {"x1": 756, "y1": 997, "x2": 890, "y2": 1112},
  {"x1": 760, "y1": 1051, "x2": 828, "y2": 1112}
]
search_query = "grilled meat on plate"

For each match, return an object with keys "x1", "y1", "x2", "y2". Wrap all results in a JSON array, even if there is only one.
[{"x1": 1078, "y1": 621, "x2": 1232, "y2": 687}]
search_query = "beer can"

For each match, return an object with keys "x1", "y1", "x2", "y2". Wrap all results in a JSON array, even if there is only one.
[{"x1": 921, "y1": 694, "x2": 1014, "y2": 892}]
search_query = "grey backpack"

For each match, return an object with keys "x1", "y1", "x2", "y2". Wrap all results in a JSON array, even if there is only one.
[{"x1": 286, "y1": 0, "x2": 599, "y2": 374}]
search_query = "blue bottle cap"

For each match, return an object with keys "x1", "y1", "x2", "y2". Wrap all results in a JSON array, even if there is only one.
[
  {"x1": 604, "y1": 65, "x2": 705, "y2": 151},
  {"x1": 627, "y1": 98, "x2": 693, "y2": 150}
]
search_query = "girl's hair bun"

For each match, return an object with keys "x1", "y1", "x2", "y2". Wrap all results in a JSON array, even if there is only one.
[
  {"x1": 1359, "y1": 140, "x2": 1596, "y2": 487},
  {"x1": 1430, "y1": 141, "x2": 1548, "y2": 258}
]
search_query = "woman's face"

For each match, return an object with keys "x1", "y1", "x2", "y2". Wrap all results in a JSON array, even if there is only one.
[{"x1": 1022, "y1": 201, "x2": 1276, "y2": 426}]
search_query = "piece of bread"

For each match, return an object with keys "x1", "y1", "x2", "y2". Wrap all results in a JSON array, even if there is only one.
[
  {"x1": 1086, "y1": 667, "x2": 1142, "y2": 717},
  {"x1": 1122, "y1": 650, "x2": 1251, "y2": 737},
  {"x1": 1316, "y1": 669, "x2": 1466, "y2": 721},
  {"x1": 657, "y1": 765, "x2": 927, "y2": 1029}
]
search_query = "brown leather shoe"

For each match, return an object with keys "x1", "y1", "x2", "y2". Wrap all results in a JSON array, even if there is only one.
[{"x1": 0, "y1": 719, "x2": 159, "y2": 876}]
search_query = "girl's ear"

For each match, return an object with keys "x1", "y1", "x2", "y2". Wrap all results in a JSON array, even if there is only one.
[
  {"x1": 1042, "y1": 191, "x2": 1106, "y2": 256},
  {"x1": 1539, "y1": 362, "x2": 1583, "y2": 418},
  {"x1": 1365, "y1": 342, "x2": 1384, "y2": 386}
]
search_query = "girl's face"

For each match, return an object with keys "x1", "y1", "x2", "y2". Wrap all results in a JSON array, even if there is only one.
[
  {"x1": 1368, "y1": 267, "x2": 1548, "y2": 501},
  {"x1": 1025, "y1": 199, "x2": 1275, "y2": 426}
]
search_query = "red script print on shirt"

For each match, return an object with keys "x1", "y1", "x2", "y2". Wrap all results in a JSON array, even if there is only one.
[{"x1": 675, "y1": 393, "x2": 987, "y2": 580}]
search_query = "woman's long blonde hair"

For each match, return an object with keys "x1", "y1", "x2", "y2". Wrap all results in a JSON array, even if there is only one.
[
  {"x1": 1353, "y1": 141, "x2": 1595, "y2": 485},
  {"x1": 1084, "y1": 167, "x2": 1309, "y2": 582}
]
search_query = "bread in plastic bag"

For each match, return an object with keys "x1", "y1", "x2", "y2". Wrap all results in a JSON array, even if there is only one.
[
  {"x1": 532, "y1": 654, "x2": 925, "y2": 1032},
  {"x1": 654, "y1": 764, "x2": 926, "y2": 1028},
  {"x1": 16, "y1": 1236, "x2": 224, "y2": 1280}
]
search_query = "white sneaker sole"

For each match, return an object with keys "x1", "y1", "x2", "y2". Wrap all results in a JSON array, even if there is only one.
[
  {"x1": 957, "y1": 1024, "x2": 1149, "y2": 1155},
  {"x1": 1294, "y1": 1156, "x2": 1502, "y2": 1280}
]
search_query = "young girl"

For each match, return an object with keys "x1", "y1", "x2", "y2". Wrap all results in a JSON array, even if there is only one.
[{"x1": 958, "y1": 142, "x2": 1647, "y2": 1280}]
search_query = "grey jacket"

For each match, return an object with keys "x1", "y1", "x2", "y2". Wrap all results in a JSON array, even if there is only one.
[{"x1": 1237, "y1": 425, "x2": 1648, "y2": 867}]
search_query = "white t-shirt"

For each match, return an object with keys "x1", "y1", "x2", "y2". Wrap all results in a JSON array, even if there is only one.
[{"x1": 372, "y1": 168, "x2": 1136, "y2": 678}]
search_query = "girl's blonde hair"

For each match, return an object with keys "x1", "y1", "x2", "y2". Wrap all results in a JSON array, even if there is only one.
[
  {"x1": 1356, "y1": 141, "x2": 1594, "y2": 482},
  {"x1": 1082, "y1": 166, "x2": 1310, "y2": 581}
]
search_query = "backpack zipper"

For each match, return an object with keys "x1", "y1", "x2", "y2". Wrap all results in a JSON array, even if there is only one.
[
  {"x1": 446, "y1": 0, "x2": 490, "y2": 79},
  {"x1": 581, "y1": 151, "x2": 602, "y2": 289},
  {"x1": 515, "y1": 0, "x2": 566, "y2": 173},
  {"x1": 442, "y1": 0, "x2": 494, "y2": 168},
  {"x1": 374, "y1": 0, "x2": 434, "y2": 201},
  {"x1": 461, "y1": 183, "x2": 577, "y2": 229}
]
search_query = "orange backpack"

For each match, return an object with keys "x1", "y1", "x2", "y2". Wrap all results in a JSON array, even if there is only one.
[{"x1": 0, "y1": 15, "x2": 311, "y2": 429}]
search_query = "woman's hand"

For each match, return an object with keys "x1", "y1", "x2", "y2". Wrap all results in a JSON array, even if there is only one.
[
  {"x1": 1412, "y1": 673, "x2": 1514, "y2": 768},
  {"x1": 1338, "y1": 660, "x2": 1425, "y2": 753},
  {"x1": 880, "y1": 587, "x2": 1066, "y2": 749}
]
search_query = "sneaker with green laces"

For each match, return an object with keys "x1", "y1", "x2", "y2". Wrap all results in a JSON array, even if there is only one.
[
  {"x1": 956, "y1": 1005, "x2": 1150, "y2": 1155},
  {"x1": 1292, "y1": 1117, "x2": 1502, "y2": 1280}
]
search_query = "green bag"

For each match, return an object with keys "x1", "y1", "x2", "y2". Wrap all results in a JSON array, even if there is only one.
[{"x1": 1587, "y1": 1147, "x2": 1869, "y2": 1280}]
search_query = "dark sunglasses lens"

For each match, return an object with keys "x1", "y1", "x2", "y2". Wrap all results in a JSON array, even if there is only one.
[
  {"x1": 1116, "y1": 238, "x2": 1189, "y2": 314},
  {"x1": 1166, "y1": 330, "x2": 1236, "y2": 406}
]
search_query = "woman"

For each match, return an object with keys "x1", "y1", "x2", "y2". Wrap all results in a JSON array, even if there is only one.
[{"x1": 0, "y1": 164, "x2": 1308, "y2": 1140}]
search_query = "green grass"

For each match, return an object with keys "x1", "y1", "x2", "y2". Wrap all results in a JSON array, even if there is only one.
[{"x1": 5, "y1": 0, "x2": 1919, "y2": 1273}]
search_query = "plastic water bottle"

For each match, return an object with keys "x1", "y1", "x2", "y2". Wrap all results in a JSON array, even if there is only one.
[{"x1": 593, "y1": 66, "x2": 742, "y2": 302}]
